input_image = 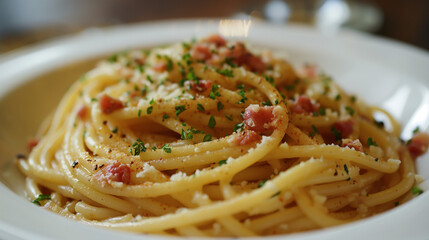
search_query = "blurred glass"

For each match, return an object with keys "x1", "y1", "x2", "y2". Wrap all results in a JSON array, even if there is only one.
[{"x1": 0, "y1": 0, "x2": 428, "y2": 53}]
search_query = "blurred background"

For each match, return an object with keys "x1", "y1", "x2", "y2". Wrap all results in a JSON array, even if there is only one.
[{"x1": 0, "y1": 0, "x2": 428, "y2": 54}]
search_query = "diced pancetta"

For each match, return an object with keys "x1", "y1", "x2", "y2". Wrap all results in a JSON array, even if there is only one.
[
  {"x1": 235, "y1": 130, "x2": 261, "y2": 146},
  {"x1": 333, "y1": 119, "x2": 354, "y2": 138},
  {"x1": 99, "y1": 94, "x2": 124, "y2": 114},
  {"x1": 341, "y1": 138, "x2": 363, "y2": 151},
  {"x1": 94, "y1": 162, "x2": 131, "y2": 184},
  {"x1": 408, "y1": 132, "x2": 429, "y2": 159},
  {"x1": 243, "y1": 105, "x2": 276, "y2": 133},
  {"x1": 290, "y1": 96, "x2": 320, "y2": 114}
]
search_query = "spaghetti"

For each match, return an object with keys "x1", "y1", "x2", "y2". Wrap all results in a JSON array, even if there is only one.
[{"x1": 18, "y1": 34, "x2": 429, "y2": 236}]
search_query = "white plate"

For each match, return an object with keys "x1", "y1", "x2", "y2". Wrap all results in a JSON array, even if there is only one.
[{"x1": 0, "y1": 19, "x2": 428, "y2": 240}]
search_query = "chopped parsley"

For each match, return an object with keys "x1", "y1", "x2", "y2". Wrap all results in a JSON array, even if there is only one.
[
  {"x1": 91, "y1": 98, "x2": 98, "y2": 102},
  {"x1": 136, "y1": 65, "x2": 144, "y2": 73},
  {"x1": 146, "y1": 75, "x2": 153, "y2": 83},
  {"x1": 237, "y1": 89, "x2": 247, "y2": 104},
  {"x1": 258, "y1": 180, "x2": 267, "y2": 188},
  {"x1": 262, "y1": 100, "x2": 272, "y2": 106},
  {"x1": 225, "y1": 114, "x2": 233, "y2": 121},
  {"x1": 181, "y1": 129, "x2": 193, "y2": 140},
  {"x1": 234, "y1": 122, "x2": 244, "y2": 132},
  {"x1": 218, "y1": 160, "x2": 227, "y2": 166},
  {"x1": 197, "y1": 103, "x2": 205, "y2": 112},
  {"x1": 130, "y1": 139, "x2": 146, "y2": 156},
  {"x1": 182, "y1": 53, "x2": 192, "y2": 65},
  {"x1": 344, "y1": 164, "x2": 349, "y2": 174},
  {"x1": 413, "y1": 126, "x2": 420, "y2": 134},
  {"x1": 274, "y1": 99, "x2": 279, "y2": 105},
  {"x1": 285, "y1": 84, "x2": 295, "y2": 91},
  {"x1": 309, "y1": 125, "x2": 319, "y2": 137},
  {"x1": 32, "y1": 194, "x2": 51, "y2": 206},
  {"x1": 162, "y1": 114, "x2": 170, "y2": 121},
  {"x1": 165, "y1": 56, "x2": 173, "y2": 71},
  {"x1": 335, "y1": 94, "x2": 341, "y2": 101},
  {"x1": 224, "y1": 57, "x2": 237, "y2": 68},
  {"x1": 141, "y1": 86, "x2": 148, "y2": 96},
  {"x1": 208, "y1": 116, "x2": 216, "y2": 129},
  {"x1": 138, "y1": 109, "x2": 142, "y2": 117},
  {"x1": 182, "y1": 42, "x2": 191, "y2": 49},
  {"x1": 216, "y1": 69, "x2": 234, "y2": 77},
  {"x1": 411, "y1": 186, "x2": 424, "y2": 195},
  {"x1": 161, "y1": 144, "x2": 172, "y2": 153},
  {"x1": 319, "y1": 107, "x2": 326, "y2": 116},
  {"x1": 345, "y1": 106, "x2": 355, "y2": 116},
  {"x1": 367, "y1": 137, "x2": 378, "y2": 147},
  {"x1": 175, "y1": 105, "x2": 187, "y2": 116},
  {"x1": 178, "y1": 62, "x2": 186, "y2": 77},
  {"x1": 146, "y1": 106, "x2": 153, "y2": 114},
  {"x1": 331, "y1": 127, "x2": 342, "y2": 141},
  {"x1": 209, "y1": 84, "x2": 221, "y2": 99},
  {"x1": 351, "y1": 96, "x2": 357, "y2": 103},
  {"x1": 263, "y1": 75, "x2": 275, "y2": 86},
  {"x1": 111, "y1": 126, "x2": 118, "y2": 133},
  {"x1": 107, "y1": 54, "x2": 118, "y2": 63},
  {"x1": 186, "y1": 67, "x2": 199, "y2": 82},
  {"x1": 217, "y1": 102, "x2": 224, "y2": 111},
  {"x1": 203, "y1": 134, "x2": 212, "y2": 142}
]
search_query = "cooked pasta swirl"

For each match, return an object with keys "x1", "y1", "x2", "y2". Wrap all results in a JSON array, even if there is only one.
[{"x1": 18, "y1": 34, "x2": 428, "y2": 237}]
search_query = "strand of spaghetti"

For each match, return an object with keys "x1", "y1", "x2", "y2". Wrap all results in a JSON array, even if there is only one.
[
  {"x1": 18, "y1": 160, "x2": 98, "y2": 205},
  {"x1": 294, "y1": 188, "x2": 351, "y2": 227},
  {"x1": 147, "y1": 145, "x2": 251, "y2": 170},
  {"x1": 359, "y1": 118, "x2": 400, "y2": 153},
  {"x1": 248, "y1": 207, "x2": 303, "y2": 234},
  {"x1": 82, "y1": 125, "x2": 285, "y2": 198},
  {"x1": 310, "y1": 171, "x2": 383, "y2": 196},
  {"x1": 74, "y1": 201, "x2": 123, "y2": 220},
  {"x1": 46, "y1": 81, "x2": 82, "y2": 133},
  {"x1": 107, "y1": 97, "x2": 218, "y2": 120},
  {"x1": 60, "y1": 124, "x2": 148, "y2": 214},
  {"x1": 286, "y1": 123, "x2": 318, "y2": 145},
  {"x1": 265, "y1": 144, "x2": 400, "y2": 173},
  {"x1": 175, "y1": 226, "x2": 208, "y2": 237},
  {"x1": 362, "y1": 151, "x2": 415, "y2": 206},
  {"x1": 370, "y1": 106, "x2": 402, "y2": 137},
  {"x1": 90, "y1": 159, "x2": 328, "y2": 232},
  {"x1": 290, "y1": 114, "x2": 338, "y2": 128}
]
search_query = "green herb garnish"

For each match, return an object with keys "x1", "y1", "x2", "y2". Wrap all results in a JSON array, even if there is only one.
[
  {"x1": 217, "y1": 102, "x2": 224, "y2": 111},
  {"x1": 216, "y1": 69, "x2": 234, "y2": 77},
  {"x1": 32, "y1": 194, "x2": 51, "y2": 206},
  {"x1": 411, "y1": 186, "x2": 424, "y2": 195},
  {"x1": 203, "y1": 134, "x2": 212, "y2": 142},
  {"x1": 175, "y1": 105, "x2": 187, "y2": 116},
  {"x1": 130, "y1": 139, "x2": 146, "y2": 156},
  {"x1": 345, "y1": 106, "x2": 355, "y2": 116},
  {"x1": 161, "y1": 144, "x2": 172, "y2": 153},
  {"x1": 208, "y1": 116, "x2": 216, "y2": 129},
  {"x1": 197, "y1": 103, "x2": 205, "y2": 112},
  {"x1": 367, "y1": 137, "x2": 378, "y2": 147},
  {"x1": 258, "y1": 180, "x2": 267, "y2": 188},
  {"x1": 218, "y1": 160, "x2": 227, "y2": 166}
]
